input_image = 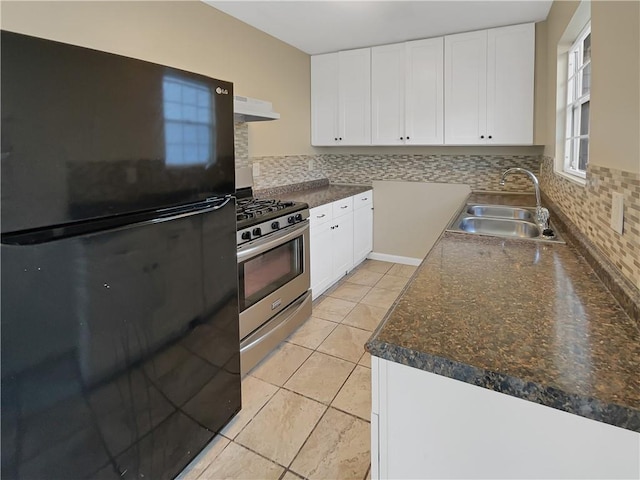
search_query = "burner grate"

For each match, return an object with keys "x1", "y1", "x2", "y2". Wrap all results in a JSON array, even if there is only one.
[{"x1": 236, "y1": 198, "x2": 296, "y2": 222}]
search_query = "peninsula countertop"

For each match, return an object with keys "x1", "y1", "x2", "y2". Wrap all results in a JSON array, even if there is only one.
[
  {"x1": 257, "y1": 182, "x2": 371, "y2": 209},
  {"x1": 366, "y1": 206, "x2": 640, "y2": 432}
]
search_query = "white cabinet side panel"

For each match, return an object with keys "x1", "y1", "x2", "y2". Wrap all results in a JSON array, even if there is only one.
[{"x1": 382, "y1": 359, "x2": 640, "y2": 479}]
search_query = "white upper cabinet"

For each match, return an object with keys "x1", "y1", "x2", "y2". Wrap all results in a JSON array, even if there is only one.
[
  {"x1": 371, "y1": 43, "x2": 406, "y2": 145},
  {"x1": 311, "y1": 53, "x2": 339, "y2": 146},
  {"x1": 486, "y1": 23, "x2": 535, "y2": 145},
  {"x1": 444, "y1": 29, "x2": 487, "y2": 144},
  {"x1": 405, "y1": 38, "x2": 445, "y2": 145},
  {"x1": 339, "y1": 48, "x2": 372, "y2": 145},
  {"x1": 311, "y1": 48, "x2": 371, "y2": 146},
  {"x1": 312, "y1": 23, "x2": 534, "y2": 147},
  {"x1": 444, "y1": 23, "x2": 534, "y2": 145},
  {"x1": 371, "y1": 38, "x2": 444, "y2": 145}
]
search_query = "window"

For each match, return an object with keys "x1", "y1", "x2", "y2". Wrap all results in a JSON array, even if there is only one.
[
  {"x1": 163, "y1": 76, "x2": 214, "y2": 166},
  {"x1": 564, "y1": 23, "x2": 591, "y2": 178}
]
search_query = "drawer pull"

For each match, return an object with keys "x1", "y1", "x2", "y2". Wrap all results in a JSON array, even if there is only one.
[
  {"x1": 361, "y1": 197, "x2": 368, "y2": 201},
  {"x1": 316, "y1": 214, "x2": 326, "y2": 218},
  {"x1": 340, "y1": 205, "x2": 348, "y2": 209}
]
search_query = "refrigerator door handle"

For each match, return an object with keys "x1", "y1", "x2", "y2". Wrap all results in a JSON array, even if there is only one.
[
  {"x1": 2, "y1": 197, "x2": 234, "y2": 246},
  {"x1": 153, "y1": 196, "x2": 233, "y2": 225}
]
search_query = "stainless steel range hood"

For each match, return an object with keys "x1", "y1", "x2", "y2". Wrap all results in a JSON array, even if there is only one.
[{"x1": 234, "y1": 95, "x2": 280, "y2": 122}]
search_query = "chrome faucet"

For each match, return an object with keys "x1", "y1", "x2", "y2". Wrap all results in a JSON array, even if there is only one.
[{"x1": 500, "y1": 168, "x2": 549, "y2": 229}]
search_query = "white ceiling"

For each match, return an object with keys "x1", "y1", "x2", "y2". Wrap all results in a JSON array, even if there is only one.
[{"x1": 205, "y1": 1, "x2": 553, "y2": 55}]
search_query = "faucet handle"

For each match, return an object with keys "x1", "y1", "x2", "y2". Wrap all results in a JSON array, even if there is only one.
[{"x1": 536, "y1": 206, "x2": 550, "y2": 229}]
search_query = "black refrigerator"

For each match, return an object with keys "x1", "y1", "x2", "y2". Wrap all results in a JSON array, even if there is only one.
[{"x1": 1, "y1": 31, "x2": 241, "y2": 480}]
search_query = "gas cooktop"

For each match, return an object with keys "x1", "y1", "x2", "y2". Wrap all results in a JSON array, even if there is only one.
[
  {"x1": 236, "y1": 195, "x2": 309, "y2": 246},
  {"x1": 237, "y1": 197, "x2": 297, "y2": 222}
]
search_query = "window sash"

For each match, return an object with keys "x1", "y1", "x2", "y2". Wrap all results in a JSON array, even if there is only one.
[{"x1": 564, "y1": 23, "x2": 590, "y2": 177}]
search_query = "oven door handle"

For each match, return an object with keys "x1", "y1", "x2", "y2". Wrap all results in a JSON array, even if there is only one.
[{"x1": 237, "y1": 220, "x2": 308, "y2": 263}]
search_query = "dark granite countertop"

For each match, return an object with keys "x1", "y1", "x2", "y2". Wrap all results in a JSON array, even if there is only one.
[
  {"x1": 260, "y1": 183, "x2": 371, "y2": 209},
  {"x1": 367, "y1": 195, "x2": 640, "y2": 432}
]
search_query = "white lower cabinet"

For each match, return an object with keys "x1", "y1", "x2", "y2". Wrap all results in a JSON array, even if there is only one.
[
  {"x1": 310, "y1": 190, "x2": 373, "y2": 299},
  {"x1": 330, "y1": 196, "x2": 354, "y2": 285},
  {"x1": 371, "y1": 357, "x2": 640, "y2": 480},
  {"x1": 309, "y1": 219, "x2": 334, "y2": 299},
  {"x1": 353, "y1": 191, "x2": 374, "y2": 265}
]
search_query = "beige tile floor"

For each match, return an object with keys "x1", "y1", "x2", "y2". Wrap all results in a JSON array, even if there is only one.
[{"x1": 179, "y1": 259, "x2": 416, "y2": 480}]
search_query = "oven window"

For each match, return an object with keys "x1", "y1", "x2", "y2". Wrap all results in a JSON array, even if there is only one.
[{"x1": 239, "y1": 236, "x2": 303, "y2": 311}]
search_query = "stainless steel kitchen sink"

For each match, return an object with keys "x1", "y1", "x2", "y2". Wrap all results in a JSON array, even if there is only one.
[
  {"x1": 466, "y1": 205, "x2": 535, "y2": 221},
  {"x1": 447, "y1": 204, "x2": 564, "y2": 243},
  {"x1": 458, "y1": 217, "x2": 540, "y2": 238}
]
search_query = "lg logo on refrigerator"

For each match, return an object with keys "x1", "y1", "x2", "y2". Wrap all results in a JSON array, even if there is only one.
[{"x1": 216, "y1": 86, "x2": 229, "y2": 95}]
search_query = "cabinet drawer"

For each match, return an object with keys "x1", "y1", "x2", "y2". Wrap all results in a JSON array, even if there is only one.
[
  {"x1": 332, "y1": 197, "x2": 353, "y2": 218},
  {"x1": 310, "y1": 204, "x2": 333, "y2": 227},
  {"x1": 353, "y1": 190, "x2": 373, "y2": 209}
]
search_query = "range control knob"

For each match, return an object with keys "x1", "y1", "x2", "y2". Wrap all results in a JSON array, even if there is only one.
[
  {"x1": 271, "y1": 221, "x2": 280, "y2": 229},
  {"x1": 295, "y1": 213, "x2": 303, "y2": 222},
  {"x1": 241, "y1": 231, "x2": 251, "y2": 240},
  {"x1": 288, "y1": 216, "x2": 295, "y2": 224},
  {"x1": 252, "y1": 227, "x2": 262, "y2": 236}
]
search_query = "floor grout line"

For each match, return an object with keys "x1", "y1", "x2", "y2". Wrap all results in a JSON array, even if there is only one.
[
  {"x1": 285, "y1": 403, "x2": 333, "y2": 472},
  {"x1": 197, "y1": 259, "x2": 395, "y2": 479}
]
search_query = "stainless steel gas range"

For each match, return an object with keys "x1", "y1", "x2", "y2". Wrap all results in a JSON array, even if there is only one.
[{"x1": 235, "y1": 171, "x2": 312, "y2": 374}]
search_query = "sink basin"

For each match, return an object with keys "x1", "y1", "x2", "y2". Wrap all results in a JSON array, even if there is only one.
[
  {"x1": 458, "y1": 217, "x2": 540, "y2": 238},
  {"x1": 466, "y1": 205, "x2": 534, "y2": 222},
  {"x1": 447, "y1": 203, "x2": 564, "y2": 243}
]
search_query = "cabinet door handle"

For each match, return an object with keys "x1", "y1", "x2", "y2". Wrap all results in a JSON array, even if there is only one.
[
  {"x1": 480, "y1": 135, "x2": 485, "y2": 139},
  {"x1": 334, "y1": 137, "x2": 338, "y2": 141},
  {"x1": 339, "y1": 137, "x2": 343, "y2": 140},
  {"x1": 400, "y1": 137, "x2": 404, "y2": 140},
  {"x1": 407, "y1": 136, "x2": 410, "y2": 140},
  {"x1": 488, "y1": 135, "x2": 493, "y2": 139}
]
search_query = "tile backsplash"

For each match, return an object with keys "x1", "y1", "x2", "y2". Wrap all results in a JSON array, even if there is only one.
[
  {"x1": 244, "y1": 153, "x2": 541, "y2": 192},
  {"x1": 320, "y1": 154, "x2": 541, "y2": 191},
  {"x1": 234, "y1": 128, "x2": 639, "y2": 294},
  {"x1": 234, "y1": 122, "x2": 249, "y2": 168},
  {"x1": 539, "y1": 156, "x2": 640, "y2": 291}
]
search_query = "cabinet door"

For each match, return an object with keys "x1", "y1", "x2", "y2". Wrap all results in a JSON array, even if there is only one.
[
  {"x1": 486, "y1": 23, "x2": 534, "y2": 145},
  {"x1": 310, "y1": 221, "x2": 334, "y2": 299},
  {"x1": 332, "y1": 213, "x2": 354, "y2": 280},
  {"x1": 353, "y1": 201, "x2": 373, "y2": 266},
  {"x1": 338, "y1": 48, "x2": 371, "y2": 145},
  {"x1": 444, "y1": 30, "x2": 487, "y2": 145},
  {"x1": 405, "y1": 37, "x2": 444, "y2": 145},
  {"x1": 371, "y1": 43, "x2": 405, "y2": 145},
  {"x1": 311, "y1": 53, "x2": 339, "y2": 146}
]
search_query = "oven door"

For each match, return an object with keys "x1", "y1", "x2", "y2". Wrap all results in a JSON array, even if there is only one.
[{"x1": 237, "y1": 221, "x2": 310, "y2": 339}]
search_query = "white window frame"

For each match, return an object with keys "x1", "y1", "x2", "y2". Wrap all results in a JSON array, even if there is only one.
[{"x1": 563, "y1": 22, "x2": 591, "y2": 179}]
